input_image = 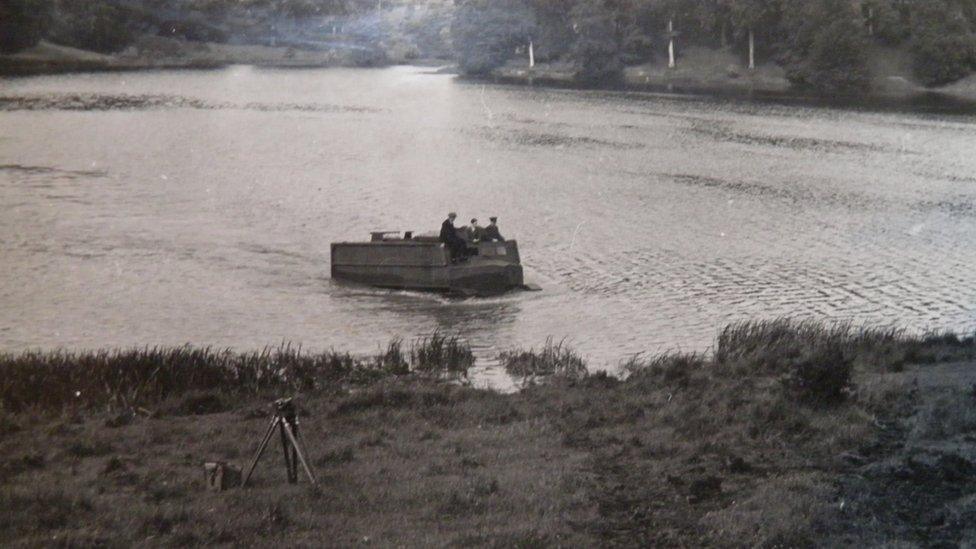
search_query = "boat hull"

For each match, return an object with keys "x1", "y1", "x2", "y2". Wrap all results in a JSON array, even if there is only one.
[{"x1": 331, "y1": 240, "x2": 524, "y2": 295}]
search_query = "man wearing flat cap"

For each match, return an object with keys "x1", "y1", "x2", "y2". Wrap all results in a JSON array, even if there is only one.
[
  {"x1": 483, "y1": 216, "x2": 505, "y2": 242},
  {"x1": 440, "y1": 212, "x2": 468, "y2": 262}
]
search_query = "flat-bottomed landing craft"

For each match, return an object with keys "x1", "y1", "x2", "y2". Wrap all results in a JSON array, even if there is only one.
[{"x1": 331, "y1": 231, "x2": 538, "y2": 296}]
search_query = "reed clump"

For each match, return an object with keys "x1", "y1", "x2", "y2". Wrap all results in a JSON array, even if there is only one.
[
  {"x1": 716, "y1": 318, "x2": 976, "y2": 374},
  {"x1": 500, "y1": 338, "x2": 588, "y2": 385},
  {"x1": 710, "y1": 319, "x2": 976, "y2": 404},
  {"x1": 0, "y1": 336, "x2": 475, "y2": 414},
  {"x1": 372, "y1": 338, "x2": 409, "y2": 376},
  {"x1": 409, "y1": 332, "x2": 475, "y2": 379}
]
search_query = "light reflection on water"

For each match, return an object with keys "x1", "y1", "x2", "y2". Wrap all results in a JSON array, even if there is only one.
[{"x1": 1, "y1": 65, "x2": 975, "y2": 388}]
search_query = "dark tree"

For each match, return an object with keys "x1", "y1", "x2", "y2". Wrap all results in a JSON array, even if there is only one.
[
  {"x1": 862, "y1": 0, "x2": 911, "y2": 46},
  {"x1": 909, "y1": 0, "x2": 976, "y2": 86},
  {"x1": 780, "y1": 0, "x2": 870, "y2": 94},
  {"x1": 722, "y1": 0, "x2": 784, "y2": 69},
  {"x1": 0, "y1": 0, "x2": 52, "y2": 53},
  {"x1": 526, "y1": 0, "x2": 577, "y2": 62},
  {"x1": 451, "y1": 0, "x2": 535, "y2": 74},
  {"x1": 570, "y1": 0, "x2": 623, "y2": 81},
  {"x1": 46, "y1": 2, "x2": 139, "y2": 54}
]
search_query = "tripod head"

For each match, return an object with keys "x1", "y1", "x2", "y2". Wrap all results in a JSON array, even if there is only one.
[{"x1": 273, "y1": 397, "x2": 297, "y2": 422}]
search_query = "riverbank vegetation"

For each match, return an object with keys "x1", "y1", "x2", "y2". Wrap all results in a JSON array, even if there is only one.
[
  {"x1": 3, "y1": 320, "x2": 976, "y2": 545},
  {"x1": 4, "y1": 0, "x2": 976, "y2": 98},
  {"x1": 0, "y1": 0, "x2": 454, "y2": 74},
  {"x1": 453, "y1": 0, "x2": 976, "y2": 94}
]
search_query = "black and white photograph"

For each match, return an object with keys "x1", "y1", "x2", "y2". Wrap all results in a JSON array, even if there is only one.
[{"x1": 2, "y1": 0, "x2": 976, "y2": 546}]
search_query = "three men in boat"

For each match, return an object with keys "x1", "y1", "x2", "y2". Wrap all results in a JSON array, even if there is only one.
[
  {"x1": 483, "y1": 217, "x2": 505, "y2": 242},
  {"x1": 466, "y1": 218, "x2": 485, "y2": 242},
  {"x1": 440, "y1": 212, "x2": 468, "y2": 262},
  {"x1": 440, "y1": 213, "x2": 505, "y2": 262}
]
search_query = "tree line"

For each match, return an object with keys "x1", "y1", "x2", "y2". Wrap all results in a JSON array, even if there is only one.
[
  {"x1": 4, "y1": 0, "x2": 975, "y2": 93},
  {"x1": 452, "y1": 0, "x2": 976, "y2": 92},
  {"x1": 0, "y1": 0, "x2": 385, "y2": 56}
]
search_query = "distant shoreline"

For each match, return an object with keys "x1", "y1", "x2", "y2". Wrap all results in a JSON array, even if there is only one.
[
  {"x1": 4, "y1": 41, "x2": 974, "y2": 115},
  {"x1": 478, "y1": 48, "x2": 976, "y2": 113},
  {"x1": 0, "y1": 40, "x2": 396, "y2": 78},
  {"x1": 470, "y1": 71, "x2": 976, "y2": 116}
]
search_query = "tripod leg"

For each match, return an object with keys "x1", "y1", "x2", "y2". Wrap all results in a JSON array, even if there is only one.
[
  {"x1": 281, "y1": 421, "x2": 317, "y2": 484},
  {"x1": 280, "y1": 420, "x2": 297, "y2": 483},
  {"x1": 289, "y1": 425, "x2": 299, "y2": 482},
  {"x1": 242, "y1": 416, "x2": 279, "y2": 487}
]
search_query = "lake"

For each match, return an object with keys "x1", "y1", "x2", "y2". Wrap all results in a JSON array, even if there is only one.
[{"x1": 1, "y1": 65, "x2": 975, "y2": 386}]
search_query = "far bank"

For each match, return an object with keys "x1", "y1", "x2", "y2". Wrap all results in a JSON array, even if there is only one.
[
  {"x1": 486, "y1": 45, "x2": 976, "y2": 109},
  {"x1": 0, "y1": 39, "x2": 410, "y2": 78}
]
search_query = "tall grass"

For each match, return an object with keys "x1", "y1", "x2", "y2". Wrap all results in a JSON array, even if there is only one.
[
  {"x1": 410, "y1": 333, "x2": 474, "y2": 379},
  {"x1": 500, "y1": 338, "x2": 588, "y2": 385},
  {"x1": 622, "y1": 352, "x2": 708, "y2": 388},
  {"x1": 712, "y1": 319, "x2": 976, "y2": 404},
  {"x1": 372, "y1": 338, "x2": 409, "y2": 376},
  {"x1": 718, "y1": 319, "x2": 976, "y2": 371},
  {"x1": 0, "y1": 337, "x2": 475, "y2": 414}
]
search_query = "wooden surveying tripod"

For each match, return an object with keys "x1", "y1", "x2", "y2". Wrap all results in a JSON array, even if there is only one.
[{"x1": 242, "y1": 398, "x2": 317, "y2": 486}]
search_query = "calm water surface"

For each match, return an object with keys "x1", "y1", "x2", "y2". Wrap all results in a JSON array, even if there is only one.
[{"x1": 2, "y1": 66, "x2": 975, "y2": 385}]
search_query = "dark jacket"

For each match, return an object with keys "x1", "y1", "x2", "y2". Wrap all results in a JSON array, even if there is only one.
[
  {"x1": 440, "y1": 219, "x2": 462, "y2": 244},
  {"x1": 466, "y1": 225, "x2": 485, "y2": 242},
  {"x1": 483, "y1": 224, "x2": 505, "y2": 242}
]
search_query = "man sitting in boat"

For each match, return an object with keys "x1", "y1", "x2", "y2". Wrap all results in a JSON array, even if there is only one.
[
  {"x1": 466, "y1": 218, "x2": 485, "y2": 242},
  {"x1": 483, "y1": 216, "x2": 505, "y2": 242},
  {"x1": 440, "y1": 212, "x2": 469, "y2": 262}
]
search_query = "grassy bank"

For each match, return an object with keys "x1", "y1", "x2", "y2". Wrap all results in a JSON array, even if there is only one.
[{"x1": 2, "y1": 320, "x2": 976, "y2": 546}]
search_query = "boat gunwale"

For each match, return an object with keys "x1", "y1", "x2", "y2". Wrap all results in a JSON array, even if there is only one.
[{"x1": 331, "y1": 241, "x2": 445, "y2": 247}]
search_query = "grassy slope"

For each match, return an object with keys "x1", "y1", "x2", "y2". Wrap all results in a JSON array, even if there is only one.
[
  {"x1": 2, "y1": 322, "x2": 976, "y2": 546},
  {"x1": 0, "y1": 382, "x2": 594, "y2": 547}
]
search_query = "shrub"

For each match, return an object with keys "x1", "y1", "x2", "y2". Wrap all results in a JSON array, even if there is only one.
[{"x1": 780, "y1": 341, "x2": 852, "y2": 404}]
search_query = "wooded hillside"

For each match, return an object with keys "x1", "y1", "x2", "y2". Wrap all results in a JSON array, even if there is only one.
[{"x1": 453, "y1": 0, "x2": 976, "y2": 92}]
